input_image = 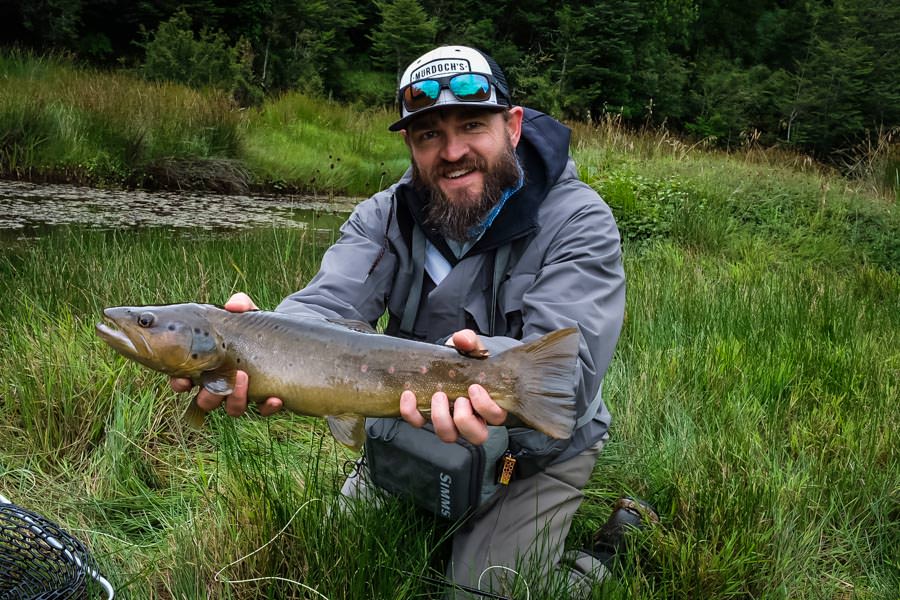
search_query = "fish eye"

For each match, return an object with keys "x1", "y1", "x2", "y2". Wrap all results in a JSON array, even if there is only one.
[{"x1": 137, "y1": 312, "x2": 156, "y2": 328}]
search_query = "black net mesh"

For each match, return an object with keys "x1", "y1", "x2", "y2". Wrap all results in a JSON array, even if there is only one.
[{"x1": 0, "y1": 502, "x2": 104, "y2": 599}]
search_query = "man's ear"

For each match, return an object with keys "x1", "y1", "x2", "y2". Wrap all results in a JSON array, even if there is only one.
[{"x1": 506, "y1": 106, "x2": 524, "y2": 148}]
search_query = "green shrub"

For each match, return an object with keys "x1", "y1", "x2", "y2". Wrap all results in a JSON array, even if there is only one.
[{"x1": 137, "y1": 9, "x2": 246, "y2": 94}]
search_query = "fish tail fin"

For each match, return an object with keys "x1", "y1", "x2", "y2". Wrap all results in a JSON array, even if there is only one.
[
  {"x1": 183, "y1": 395, "x2": 207, "y2": 428},
  {"x1": 502, "y1": 327, "x2": 580, "y2": 439}
]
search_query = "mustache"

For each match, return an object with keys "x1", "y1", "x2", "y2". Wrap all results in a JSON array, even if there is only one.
[{"x1": 435, "y1": 156, "x2": 487, "y2": 177}]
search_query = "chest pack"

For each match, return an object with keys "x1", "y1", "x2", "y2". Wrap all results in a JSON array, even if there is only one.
[
  {"x1": 364, "y1": 218, "x2": 601, "y2": 518},
  {"x1": 364, "y1": 419, "x2": 509, "y2": 521}
]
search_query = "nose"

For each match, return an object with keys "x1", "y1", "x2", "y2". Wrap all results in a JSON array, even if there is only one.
[{"x1": 439, "y1": 131, "x2": 469, "y2": 163}]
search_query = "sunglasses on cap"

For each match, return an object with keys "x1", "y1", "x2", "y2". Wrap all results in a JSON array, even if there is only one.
[{"x1": 400, "y1": 73, "x2": 504, "y2": 113}]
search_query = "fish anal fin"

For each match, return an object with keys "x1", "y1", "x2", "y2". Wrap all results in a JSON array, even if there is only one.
[{"x1": 326, "y1": 415, "x2": 366, "y2": 451}]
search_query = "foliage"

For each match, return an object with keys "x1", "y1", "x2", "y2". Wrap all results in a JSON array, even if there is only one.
[
  {"x1": 137, "y1": 9, "x2": 253, "y2": 101},
  {"x1": 3, "y1": 0, "x2": 900, "y2": 166},
  {"x1": 369, "y1": 0, "x2": 438, "y2": 80}
]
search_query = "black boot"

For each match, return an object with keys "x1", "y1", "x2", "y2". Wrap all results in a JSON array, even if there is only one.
[{"x1": 589, "y1": 497, "x2": 659, "y2": 566}]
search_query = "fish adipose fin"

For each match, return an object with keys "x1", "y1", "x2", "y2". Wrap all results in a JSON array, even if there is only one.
[
  {"x1": 504, "y1": 328, "x2": 581, "y2": 439},
  {"x1": 326, "y1": 414, "x2": 366, "y2": 451}
]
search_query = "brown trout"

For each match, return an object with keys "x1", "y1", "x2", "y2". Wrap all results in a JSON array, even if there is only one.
[{"x1": 96, "y1": 303, "x2": 580, "y2": 449}]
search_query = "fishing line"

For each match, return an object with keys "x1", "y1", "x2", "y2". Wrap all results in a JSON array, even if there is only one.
[
  {"x1": 478, "y1": 565, "x2": 531, "y2": 600},
  {"x1": 392, "y1": 567, "x2": 516, "y2": 600},
  {"x1": 213, "y1": 498, "x2": 331, "y2": 600}
]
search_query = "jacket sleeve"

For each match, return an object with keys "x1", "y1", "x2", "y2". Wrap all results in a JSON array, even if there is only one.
[
  {"x1": 275, "y1": 191, "x2": 397, "y2": 325},
  {"x1": 483, "y1": 181, "x2": 625, "y2": 442}
]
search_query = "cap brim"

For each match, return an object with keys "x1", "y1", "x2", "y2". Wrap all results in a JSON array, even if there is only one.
[{"x1": 388, "y1": 101, "x2": 507, "y2": 132}]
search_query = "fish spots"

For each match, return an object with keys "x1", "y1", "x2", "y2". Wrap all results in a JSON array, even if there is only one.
[
  {"x1": 191, "y1": 353, "x2": 198, "y2": 359},
  {"x1": 448, "y1": 369, "x2": 457, "y2": 379},
  {"x1": 360, "y1": 364, "x2": 369, "y2": 373},
  {"x1": 168, "y1": 324, "x2": 176, "y2": 331},
  {"x1": 388, "y1": 366, "x2": 396, "y2": 374},
  {"x1": 404, "y1": 381, "x2": 412, "y2": 390},
  {"x1": 194, "y1": 328, "x2": 200, "y2": 334},
  {"x1": 477, "y1": 371, "x2": 486, "y2": 384},
  {"x1": 221, "y1": 343, "x2": 226, "y2": 349},
  {"x1": 419, "y1": 366, "x2": 428, "y2": 375}
]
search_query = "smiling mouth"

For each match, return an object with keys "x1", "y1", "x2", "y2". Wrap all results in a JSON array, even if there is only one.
[{"x1": 445, "y1": 168, "x2": 476, "y2": 179}]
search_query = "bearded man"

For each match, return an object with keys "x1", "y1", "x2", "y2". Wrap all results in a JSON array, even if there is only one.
[{"x1": 173, "y1": 46, "x2": 653, "y2": 598}]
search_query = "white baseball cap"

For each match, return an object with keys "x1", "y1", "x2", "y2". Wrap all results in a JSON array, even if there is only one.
[{"x1": 389, "y1": 45, "x2": 512, "y2": 131}]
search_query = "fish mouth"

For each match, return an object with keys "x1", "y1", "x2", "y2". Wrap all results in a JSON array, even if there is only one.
[{"x1": 95, "y1": 315, "x2": 147, "y2": 359}]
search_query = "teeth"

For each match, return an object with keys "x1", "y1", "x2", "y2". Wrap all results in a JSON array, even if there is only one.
[{"x1": 446, "y1": 169, "x2": 473, "y2": 179}]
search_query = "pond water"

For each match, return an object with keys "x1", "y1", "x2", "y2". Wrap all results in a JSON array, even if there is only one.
[{"x1": 0, "y1": 180, "x2": 357, "y2": 236}]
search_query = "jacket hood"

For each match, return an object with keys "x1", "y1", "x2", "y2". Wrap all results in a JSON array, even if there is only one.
[{"x1": 396, "y1": 107, "x2": 572, "y2": 262}]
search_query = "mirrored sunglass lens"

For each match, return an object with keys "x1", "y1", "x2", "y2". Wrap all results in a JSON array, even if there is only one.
[
  {"x1": 449, "y1": 74, "x2": 491, "y2": 100},
  {"x1": 404, "y1": 80, "x2": 441, "y2": 110}
]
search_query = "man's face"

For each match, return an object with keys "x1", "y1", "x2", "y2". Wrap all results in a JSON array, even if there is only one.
[{"x1": 404, "y1": 106, "x2": 525, "y2": 240}]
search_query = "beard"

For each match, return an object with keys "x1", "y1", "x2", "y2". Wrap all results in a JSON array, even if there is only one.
[{"x1": 412, "y1": 139, "x2": 521, "y2": 242}]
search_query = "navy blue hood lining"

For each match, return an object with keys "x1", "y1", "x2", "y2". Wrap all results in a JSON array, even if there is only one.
[{"x1": 396, "y1": 108, "x2": 572, "y2": 264}]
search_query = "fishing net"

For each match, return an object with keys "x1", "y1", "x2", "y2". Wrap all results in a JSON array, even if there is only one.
[{"x1": 0, "y1": 495, "x2": 113, "y2": 600}]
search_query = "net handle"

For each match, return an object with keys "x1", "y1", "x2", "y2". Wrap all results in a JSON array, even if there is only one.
[{"x1": 0, "y1": 491, "x2": 116, "y2": 600}]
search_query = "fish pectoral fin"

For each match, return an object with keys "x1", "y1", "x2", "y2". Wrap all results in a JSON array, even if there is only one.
[
  {"x1": 183, "y1": 395, "x2": 207, "y2": 428},
  {"x1": 200, "y1": 370, "x2": 235, "y2": 396},
  {"x1": 326, "y1": 415, "x2": 366, "y2": 451}
]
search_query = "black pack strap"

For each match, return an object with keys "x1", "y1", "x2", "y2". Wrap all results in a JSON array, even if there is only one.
[
  {"x1": 399, "y1": 224, "x2": 426, "y2": 336},
  {"x1": 489, "y1": 243, "x2": 512, "y2": 337}
]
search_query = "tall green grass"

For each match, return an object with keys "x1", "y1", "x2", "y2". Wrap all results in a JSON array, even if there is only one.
[
  {"x1": 241, "y1": 92, "x2": 409, "y2": 197},
  {"x1": 0, "y1": 49, "x2": 408, "y2": 195},
  {"x1": 1, "y1": 212, "x2": 897, "y2": 598},
  {"x1": 0, "y1": 49, "x2": 242, "y2": 186}
]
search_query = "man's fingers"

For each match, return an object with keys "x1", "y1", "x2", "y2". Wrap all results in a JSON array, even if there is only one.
[
  {"x1": 194, "y1": 388, "x2": 224, "y2": 412},
  {"x1": 452, "y1": 397, "x2": 488, "y2": 445},
  {"x1": 450, "y1": 329, "x2": 489, "y2": 358},
  {"x1": 224, "y1": 292, "x2": 259, "y2": 313},
  {"x1": 430, "y1": 391, "x2": 457, "y2": 442},
  {"x1": 257, "y1": 397, "x2": 283, "y2": 417},
  {"x1": 170, "y1": 377, "x2": 194, "y2": 393},
  {"x1": 399, "y1": 390, "x2": 427, "y2": 428},
  {"x1": 223, "y1": 370, "x2": 250, "y2": 417},
  {"x1": 468, "y1": 384, "x2": 507, "y2": 425}
]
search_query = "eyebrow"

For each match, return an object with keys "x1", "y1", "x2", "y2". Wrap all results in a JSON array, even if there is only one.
[{"x1": 407, "y1": 107, "x2": 499, "y2": 133}]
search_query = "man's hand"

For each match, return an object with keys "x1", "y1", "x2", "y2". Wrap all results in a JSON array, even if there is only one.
[
  {"x1": 168, "y1": 292, "x2": 283, "y2": 417},
  {"x1": 399, "y1": 329, "x2": 508, "y2": 445}
]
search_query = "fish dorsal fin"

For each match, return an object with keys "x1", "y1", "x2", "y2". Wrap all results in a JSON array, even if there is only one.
[
  {"x1": 200, "y1": 369, "x2": 236, "y2": 396},
  {"x1": 327, "y1": 318, "x2": 378, "y2": 334},
  {"x1": 326, "y1": 415, "x2": 366, "y2": 451}
]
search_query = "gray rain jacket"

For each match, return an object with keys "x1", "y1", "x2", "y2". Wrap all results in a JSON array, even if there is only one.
[{"x1": 277, "y1": 108, "x2": 625, "y2": 465}]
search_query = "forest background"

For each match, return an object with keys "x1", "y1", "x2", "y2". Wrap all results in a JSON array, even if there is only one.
[{"x1": 2, "y1": 0, "x2": 898, "y2": 173}]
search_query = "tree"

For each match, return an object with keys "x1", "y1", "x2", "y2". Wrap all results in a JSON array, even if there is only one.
[
  {"x1": 788, "y1": 0, "x2": 900, "y2": 156},
  {"x1": 369, "y1": 0, "x2": 437, "y2": 82},
  {"x1": 138, "y1": 9, "x2": 241, "y2": 90}
]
